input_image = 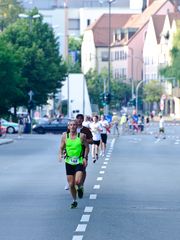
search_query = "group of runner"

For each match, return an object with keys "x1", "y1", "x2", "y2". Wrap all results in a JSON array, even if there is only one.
[{"x1": 59, "y1": 114, "x2": 110, "y2": 209}]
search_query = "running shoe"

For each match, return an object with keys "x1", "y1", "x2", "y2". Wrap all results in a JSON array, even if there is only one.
[
  {"x1": 70, "y1": 201, "x2": 78, "y2": 209},
  {"x1": 64, "y1": 185, "x2": 69, "y2": 190},
  {"x1": 96, "y1": 153, "x2": 99, "y2": 161},
  {"x1": 93, "y1": 158, "x2": 96, "y2": 163},
  {"x1": 77, "y1": 187, "x2": 84, "y2": 199}
]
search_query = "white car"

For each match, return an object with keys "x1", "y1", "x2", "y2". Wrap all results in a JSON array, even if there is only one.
[{"x1": 0, "y1": 118, "x2": 19, "y2": 134}]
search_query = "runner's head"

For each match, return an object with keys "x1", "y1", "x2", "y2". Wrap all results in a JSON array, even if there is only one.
[
  {"x1": 68, "y1": 119, "x2": 78, "y2": 133},
  {"x1": 76, "y1": 114, "x2": 84, "y2": 127}
]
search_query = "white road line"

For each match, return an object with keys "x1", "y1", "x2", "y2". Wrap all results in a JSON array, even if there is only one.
[
  {"x1": 99, "y1": 171, "x2": 105, "y2": 174},
  {"x1": 101, "y1": 166, "x2": 107, "y2": 169},
  {"x1": 84, "y1": 206, "x2": 93, "y2": 213},
  {"x1": 97, "y1": 177, "x2": 103, "y2": 181},
  {"x1": 175, "y1": 142, "x2": 179, "y2": 145},
  {"x1": 72, "y1": 235, "x2": 83, "y2": 240},
  {"x1": 75, "y1": 224, "x2": 87, "y2": 232},
  {"x1": 89, "y1": 194, "x2": 97, "y2": 199},
  {"x1": 103, "y1": 162, "x2": 108, "y2": 165},
  {"x1": 105, "y1": 158, "x2": 109, "y2": 161},
  {"x1": 80, "y1": 214, "x2": 90, "y2": 222},
  {"x1": 93, "y1": 184, "x2": 100, "y2": 189}
]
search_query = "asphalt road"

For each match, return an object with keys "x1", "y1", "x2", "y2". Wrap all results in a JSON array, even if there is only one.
[{"x1": 0, "y1": 122, "x2": 180, "y2": 240}]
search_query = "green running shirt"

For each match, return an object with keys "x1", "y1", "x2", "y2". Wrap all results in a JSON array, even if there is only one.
[{"x1": 65, "y1": 133, "x2": 83, "y2": 165}]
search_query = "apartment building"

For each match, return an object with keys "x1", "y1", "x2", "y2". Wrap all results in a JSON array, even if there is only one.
[{"x1": 22, "y1": 0, "x2": 142, "y2": 58}]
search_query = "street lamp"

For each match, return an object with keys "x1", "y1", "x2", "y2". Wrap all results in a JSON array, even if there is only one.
[
  {"x1": 99, "y1": 0, "x2": 116, "y2": 114},
  {"x1": 18, "y1": 13, "x2": 40, "y2": 31},
  {"x1": 135, "y1": 79, "x2": 145, "y2": 114}
]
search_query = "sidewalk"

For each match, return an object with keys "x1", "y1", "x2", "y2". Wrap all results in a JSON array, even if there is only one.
[{"x1": 0, "y1": 138, "x2": 13, "y2": 145}]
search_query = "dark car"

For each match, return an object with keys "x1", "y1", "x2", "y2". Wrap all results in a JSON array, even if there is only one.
[{"x1": 32, "y1": 119, "x2": 68, "y2": 134}]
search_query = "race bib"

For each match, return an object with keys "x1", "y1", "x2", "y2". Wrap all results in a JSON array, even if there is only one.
[{"x1": 69, "y1": 157, "x2": 80, "y2": 164}]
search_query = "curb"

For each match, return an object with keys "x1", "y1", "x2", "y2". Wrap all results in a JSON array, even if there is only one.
[{"x1": 0, "y1": 139, "x2": 14, "y2": 145}]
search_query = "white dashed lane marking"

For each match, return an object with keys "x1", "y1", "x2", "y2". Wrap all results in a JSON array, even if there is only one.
[
  {"x1": 97, "y1": 177, "x2": 103, "y2": 181},
  {"x1": 84, "y1": 206, "x2": 93, "y2": 213},
  {"x1": 75, "y1": 224, "x2": 87, "y2": 232},
  {"x1": 80, "y1": 215, "x2": 91, "y2": 222},
  {"x1": 89, "y1": 194, "x2": 97, "y2": 199},
  {"x1": 72, "y1": 138, "x2": 116, "y2": 240},
  {"x1": 101, "y1": 166, "x2": 107, "y2": 169},
  {"x1": 72, "y1": 236, "x2": 83, "y2": 240}
]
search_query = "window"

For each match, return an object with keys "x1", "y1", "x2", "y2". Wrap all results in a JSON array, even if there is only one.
[
  {"x1": 68, "y1": 19, "x2": 80, "y2": 30},
  {"x1": 101, "y1": 51, "x2": 109, "y2": 61},
  {"x1": 115, "y1": 51, "x2": 119, "y2": 60},
  {"x1": 87, "y1": 19, "x2": 91, "y2": 26}
]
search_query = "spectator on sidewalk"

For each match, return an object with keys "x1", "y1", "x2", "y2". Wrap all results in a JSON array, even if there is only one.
[{"x1": 18, "y1": 114, "x2": 24, "y2": 138}]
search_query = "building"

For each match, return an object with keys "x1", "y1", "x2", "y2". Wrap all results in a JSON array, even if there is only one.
[{"x1": 22, "y1": 0, "x2": 142, "y2": 59}]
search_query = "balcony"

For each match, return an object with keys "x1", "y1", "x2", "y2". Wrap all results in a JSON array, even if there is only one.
[{"x1": 172, "y1": 87, "x2": 180, "y2": 98}]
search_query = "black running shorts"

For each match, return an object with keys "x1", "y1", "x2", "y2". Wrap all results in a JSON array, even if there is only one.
[
  {"x1": 65, "y1": 163, "x2": 84, "y2": 175},
  {"x1": 101, "y1": 133, "x2": 107, "y2": 144},
  {"x1": 93, "y1": 140, "x2": 100, "y2": 146}
]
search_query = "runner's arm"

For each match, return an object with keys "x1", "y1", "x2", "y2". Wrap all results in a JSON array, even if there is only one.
[
  {"x1": 59, "y1": 133, "x2": 66, "y2": 161},
  {"x1": 81, "y1": 134, "x2": 89, "y2": 167}
]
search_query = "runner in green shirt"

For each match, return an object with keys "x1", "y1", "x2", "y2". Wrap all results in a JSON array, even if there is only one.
[{"x1": 59, "y1": 120, "x2": 89, "y2": 208}]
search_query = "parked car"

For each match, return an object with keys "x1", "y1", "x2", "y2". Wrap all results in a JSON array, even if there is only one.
[
  {"x1": 32, "y1": 118, "x2": 68, "y2": 134},
  {"x1": 0, "y1": 118, "x2": 18, "y2": 134},
  {"x1": 0, "y1": 125, "x2": 7, "y2": 137}
]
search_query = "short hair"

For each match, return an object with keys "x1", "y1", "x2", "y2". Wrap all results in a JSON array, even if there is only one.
[{"x1": 76, "y1": 114, "x2": 84, "y2": 120}]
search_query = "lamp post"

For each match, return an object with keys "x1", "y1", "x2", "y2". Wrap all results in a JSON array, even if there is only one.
[
  {"x1": 18, "y1": 13, "x2": 40, "y2": 31},
  {"x1": 135, "y1": 79, "x2": 145, "y2": 114},
  {"x1": 99, "y1": 0, "x2": 116, "y2": 114},
  {"x1": 129, "y1": 47, "x2": 134, "y2": 100}
]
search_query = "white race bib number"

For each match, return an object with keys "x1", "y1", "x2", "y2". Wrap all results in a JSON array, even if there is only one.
[{"x1": 69, "y1": 157, "x2": 80, "y2": 164}]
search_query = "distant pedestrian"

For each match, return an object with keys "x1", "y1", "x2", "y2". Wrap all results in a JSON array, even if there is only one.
[
  {"x1": 99, "y1": 115, "x2": 109, "y2": 157},
  {"x1": 18, "y1": 114, "x2": 24, "y2": 138},
  {"x1": 156, "y1": 115, "x2": 166, "y2": 139},
  {"x1": 112, "y1": 114, "x2": 119, "y2": 136},
  {"x1": 90, "y1": 115, "x2": 102, "y2": 163}
]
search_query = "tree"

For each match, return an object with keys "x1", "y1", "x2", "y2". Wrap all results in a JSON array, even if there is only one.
[
  {"x1": 85, "y1": 69, "x2": 131, "y2": 110},
  {"x1": 67, "y1": 36, "x2": 82, "y2": 73},
  {"x1": 160, "y1": 28, "x2": 180, "y2": 84},
  {"x1": 143, "y1": 80, "x2": 164, "y2": 105},
  {"x1": 0, "y1": 0, "x2": 24, "y2": 31},
  {"x1": 0, "y1": 38, "x2": 26, "y2": 116},
  {"x1": 1, "y1": 9, "x2": 67, "y2": 109}
]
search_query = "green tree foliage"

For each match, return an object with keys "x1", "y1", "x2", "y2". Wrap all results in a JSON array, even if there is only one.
[
  {"x1": 0, "y1": 38, "x2": 25, "y2": 115},
  {"x1": 85, "y1": 69, "x2": 131, "y2": 109},
  {"x1": 67, "y1": 36, "x2": 82, "y2": 73},
  {"x1": 0, "y1": 0, "x2": 24, "y2": 31},
  {"x1": 143, "y1": 80, "x2": 163, "y2": 103},
  {"x1": 85, "y1": 69, "x2": 104, "y2": 106},
  {"x1": 1, "y1": 9, "x2": 67, "y2": 108},
  {"x1": 111, "y1": 80, "x2": 131, "y2": 107},
  {"x1": 160, "y1": 27, "x2": 180, "y2": 84}
]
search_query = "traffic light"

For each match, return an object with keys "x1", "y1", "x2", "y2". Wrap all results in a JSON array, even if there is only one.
[
  {"x1": 99, "y1": 92, "x2": 111, "y2": 105},
  {"x1": 28, "y1": 100, "x2": 35, "y2": 110},
  {"x1": 104, "y1": 92, "x2": 111, "y2": 104}
]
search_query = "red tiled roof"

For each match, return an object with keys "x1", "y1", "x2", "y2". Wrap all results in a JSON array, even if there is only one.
[
  {"x1": 87, "y1": 13, "x2": 134, "y2": 47},
  {"x1": 152, "y1": 15, "x2": 166, "y2": 43},
  {"x1": 168, "y1": 11, "x2": 180, "y2": 26},
  {"x1": 124, "y1": 0, "x2": 169, "y2": 29}
]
